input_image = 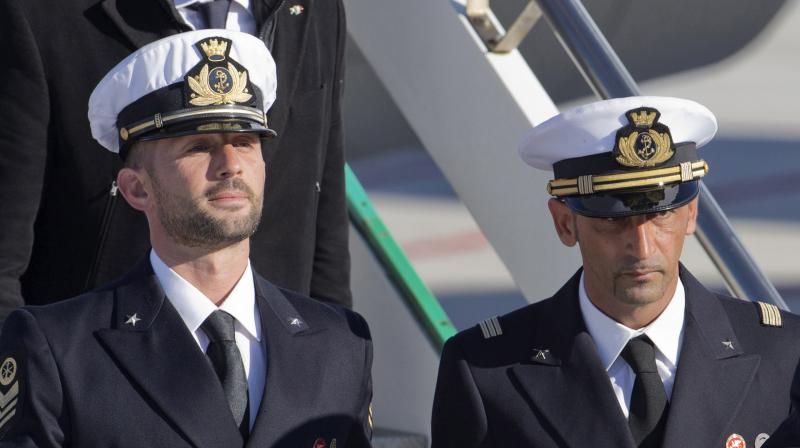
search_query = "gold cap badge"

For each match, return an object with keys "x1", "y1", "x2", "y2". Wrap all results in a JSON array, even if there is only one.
[
  {"x1": 186, "y1": 37, "x2": 253, "y2": 107},
  {"x1": 613, "y1": 107, "x2": 675, "y2": 168}
]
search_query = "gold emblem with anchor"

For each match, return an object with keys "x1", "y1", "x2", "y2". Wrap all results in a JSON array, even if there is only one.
[{"x1": 613, "y1": 107, "x2": 675, "y2": 168}]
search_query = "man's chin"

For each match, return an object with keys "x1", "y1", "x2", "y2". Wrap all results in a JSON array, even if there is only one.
[{"x1": 615, "y1": 282, "x2": 668, "y2": 306}]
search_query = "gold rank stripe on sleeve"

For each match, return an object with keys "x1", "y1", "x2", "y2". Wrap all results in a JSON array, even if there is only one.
[
  {"x1": 547, "y1": 160, "x2": 708, "y2": 197},
  {"x1": 756, "y1": 301, "x2": 783, "y2": 327},
  {"x1": 479, "y1": 316, "x2": 503, "y2": 339}
]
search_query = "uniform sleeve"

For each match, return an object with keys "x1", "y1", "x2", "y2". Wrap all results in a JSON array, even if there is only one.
[
  {"x1": 0, "y1": 310, "x2": 67, "y2": 447},
  {"x1": 0, "y1": 0, "x2": 50, "y2": 323},
  {"x1": 431, "y1": 338, "x2": 490, "y2": 448},
  {"x1": 308, "y1": 0, "x2": 352, "y2": 309},
  {"x1": 347, "y1": 311, "x2": 373, "y2": 447}
]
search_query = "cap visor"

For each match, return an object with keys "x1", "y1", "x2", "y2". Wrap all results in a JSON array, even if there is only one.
[
  {"x1": 563, "y1": 181, "x2": 700, "y2": 218},
  {"x1": 138, "y1": 119, "x2": 277, "y2": 142}
]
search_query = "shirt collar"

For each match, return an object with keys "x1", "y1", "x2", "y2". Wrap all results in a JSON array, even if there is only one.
[
  {"x1": 578, "y1": 271, "x2": 685, "y2": 371},
  {"x1": 150, "y1": 249, "x2": 260, "y2": 341},
  {"x1": 173, "y1": 0, "x2": 251, "y2": 11}
]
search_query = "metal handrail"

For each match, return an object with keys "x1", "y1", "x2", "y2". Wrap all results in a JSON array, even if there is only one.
[
  {"x1": 345, "y1": 165, "x2": 457, "y2": 350},
  {"x1": 466, "y1": 0, "x2": 542, "y2": 53}
]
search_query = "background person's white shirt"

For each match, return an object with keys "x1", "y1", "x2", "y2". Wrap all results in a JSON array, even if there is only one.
[
  {"x1": 578, "y1": 272, "x2": 686, "y2": 417},
  {"x1": 174, "y1": 0, "x2": 257, "y2": 35},
  {"x1": 150, "y1": 249, "x2": 266, "y2": 429}
]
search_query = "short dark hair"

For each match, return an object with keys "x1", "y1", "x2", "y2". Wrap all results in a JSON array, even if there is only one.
[{"x1": 123, "y1": 141, "x2": 151, "y2": 170}]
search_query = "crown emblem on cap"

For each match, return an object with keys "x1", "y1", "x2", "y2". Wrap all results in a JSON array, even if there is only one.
[
  {"x1": 186, "y1": 37, "x2": 253, "y2": 107},
  {"x1": 200, "y1": 39, "x2": 228, "y2": 62},
  {"x1": 628, "y1": 109, "x2": 657, "y2": 128},
  {"x1": 613, "y1": 107, "x2": 675, "y2": 168}
]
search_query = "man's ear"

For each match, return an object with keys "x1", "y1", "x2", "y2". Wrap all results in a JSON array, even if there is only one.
[
  {"x1": 684, "y1": 196, "x2": 699, "y2": 235},
  {"x1": 547, "y1": 199, "x2": 578, "y2": 247},
  {"x1": 116, "y1": 167, "x2": 151, "y2": 212}
]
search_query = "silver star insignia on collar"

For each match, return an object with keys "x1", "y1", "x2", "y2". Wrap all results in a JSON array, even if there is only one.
[
  {"x1": 125, "y1": 313, "x2": 142, "y2": 327},
  {"x1": 289, "y1": 317, "x2": 303, "y2": 327},
  {"x1": 534, "y1": 349, "x2": 550, "y2": 360},
  {"x1": 722, "y1": 340, "x2": 734, "y2": 350},
  {"x1": 289, "y1": 4, "x2": 304, "y2": 15}
]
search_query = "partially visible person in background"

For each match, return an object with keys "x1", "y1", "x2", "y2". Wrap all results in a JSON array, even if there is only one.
[{"x1": 0, "y1": 0, "x2": 351, "y2": 326}]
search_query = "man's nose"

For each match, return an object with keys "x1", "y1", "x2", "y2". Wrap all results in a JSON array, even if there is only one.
[
  {"x1": 628, "y1": 218, "x2": 656, "y2": 259},
  {"x1": 215, "y1": 144, "x2": 243, "y2": 179}
]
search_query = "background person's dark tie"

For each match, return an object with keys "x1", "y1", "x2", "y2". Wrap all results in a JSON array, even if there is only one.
[
  {"x1": 621, "y1": 335, "x2": 669, "y2": 447},
  {"x1": 190, "y1": 0, "x2": 232, "y2": 29},
  {"x1": 201, "y1": 310, "x2": 250, "y2": 438}
]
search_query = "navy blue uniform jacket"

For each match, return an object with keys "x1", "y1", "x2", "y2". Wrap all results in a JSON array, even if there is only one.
[
  {"x1": 0, "y1": 259, "x2": 372, "y2": 447},
  {"x1": 431, "y1": 267, "x2": 800, "y2": 448}
]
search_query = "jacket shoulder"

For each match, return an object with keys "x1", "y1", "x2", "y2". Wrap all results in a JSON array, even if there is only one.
[
  {"x1": 717, "y1": 294, "x2": 800, "y2": 331},
  {"x1": 714, "y1": 294, "x2": 800, "y2": 363},
  {"x1": 444, "y1": 297, "x2": 558, "y2": 366},
  {"x1": 276, "y1": 286, "x2": 371, "y2": 341},
  {"x1": 13, "y1": 288, "x2": 115, "y2": 331}
]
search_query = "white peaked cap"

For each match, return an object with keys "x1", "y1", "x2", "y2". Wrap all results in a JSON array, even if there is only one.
[
  {"x1": 88, "y1": 29, "x2": 277, "y2": 153},
  {"x1": 518, "y1": 96, "x2": 718, "y2": 171}
]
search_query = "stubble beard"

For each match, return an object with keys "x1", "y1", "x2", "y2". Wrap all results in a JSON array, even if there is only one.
[
  {"x1": 612, "y1": 264, "x2": 670, "y2": 306},
  {"x1": 151, "y1": 175, "x2": 263, "y2": 250}
]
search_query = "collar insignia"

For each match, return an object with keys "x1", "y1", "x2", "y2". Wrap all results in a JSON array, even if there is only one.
[
  {"x1": 185, "y1": 37, "x2": 253, "y2": 107},
  {"x1": 613, "y1": 107, "x2": 675, "y2": 168},
  {"x1": 125, "y1": 313, "x2": 142, "y2": 327},
  {"x1": 289, "y1": 317, "x2": 303, "y2": 327}
]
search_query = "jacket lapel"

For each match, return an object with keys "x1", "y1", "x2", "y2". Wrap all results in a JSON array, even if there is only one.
[
  {"x1": 246, "y1": 276, "x2": 329, "y2": 447},
  {"x1": 509, "y1": 271, "x2": 636, "y2": 448},
  {"x1": 95, "y1": 259, "x2": 243, "y2": 448},
  {"x1": 99, "y1": 0, "x2": 188, "y2": 50},
  {"x1": 662, "y1": 268, "x2": 760, "y2": 448}
]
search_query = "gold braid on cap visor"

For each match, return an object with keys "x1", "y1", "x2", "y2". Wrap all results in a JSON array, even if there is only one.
[
  {"x1": 119, "y1": 105, "x2": 267, "y2": 141},
  {"x1": 546, "y1": 160, "x2": 708, "y2": 197}
]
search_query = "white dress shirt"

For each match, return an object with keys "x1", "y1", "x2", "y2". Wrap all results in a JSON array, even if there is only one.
[
  {"x1": 150, "y1": 250, "x2": 266, "y2": 429},
  {"x1": 578, "y1": 272, "x2": 685, "y2": 417},
  {"x1": 173, "y1": 0, "x2": 257, "y2": 35}
]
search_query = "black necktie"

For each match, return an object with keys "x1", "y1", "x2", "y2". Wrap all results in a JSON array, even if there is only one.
[
  {"x1": 201, "y1": 310, "x2": 250, "y2": 438},
  {"x1": 190, "y1": 0, "x2": 232, "y2": 29},
  {"x1": 621, "y1": 335, "x2": 669, "y2": 447}
]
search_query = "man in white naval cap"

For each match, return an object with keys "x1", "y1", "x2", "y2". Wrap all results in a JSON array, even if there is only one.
[
  {"x1": 431, "y1": 97, "x2": 800, "y2": 448},
  {"x1": 0, "y1": 30, "x2": 372, "y2": 448}
]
